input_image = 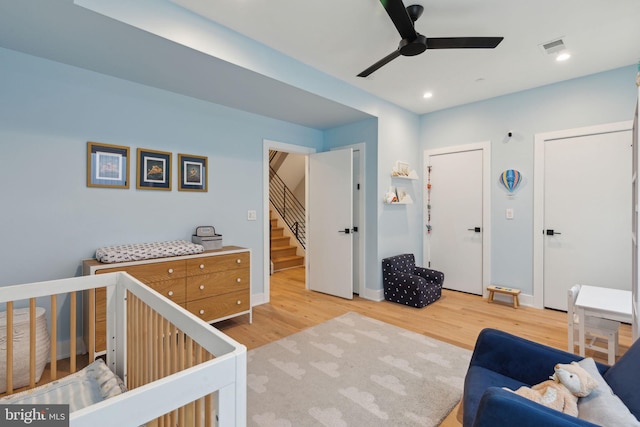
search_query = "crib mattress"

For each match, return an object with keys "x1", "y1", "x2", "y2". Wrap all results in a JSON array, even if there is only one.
[
  {"x1": 95, "y1": 239, "x2": 204, "y2": 263},
  {"x1": 0, "y1": 359, "x2": 125, "y2": 412}
]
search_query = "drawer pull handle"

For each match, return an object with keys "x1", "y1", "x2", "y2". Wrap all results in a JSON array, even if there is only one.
[
  {"x1": 236, "y1": 300, "x2": 241, "y2": 305},
  {"x1": 168, "y1": 291, "x2": 174, "y2": 296},
  {"x1": 199, "y1": 285, "x2": 205, "y2": 290},
  {"x1": 199, "y1": 309, "x2": 205, "y2": 315},
  {"x1": 199, "y1": 264, "x2": 205, "y2": 269},
  {"x1": 236, "y1": 278, "x2": 242, "y2": 283},
  {"x1": 168, "y1": 268, "x2": 174, "y2": 274},
  {"x1": 236, "y1": 259, "x2": 241, "y2": 264}
]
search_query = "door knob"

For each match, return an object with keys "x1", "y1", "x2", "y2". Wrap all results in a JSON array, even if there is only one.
[
  {"x1": 545, "y1": 229, "x2": 562, "y2": 236},
  {"x1": 338, "y1": 228, "x2": 351, "y2": 234},
  {"x1": 467, "y1": 227, "x2": 481, "y2": 233}
]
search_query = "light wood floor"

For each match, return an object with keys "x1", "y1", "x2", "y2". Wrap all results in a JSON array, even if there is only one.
[{"x1": 216, "y1": 267, "x2": 633, "y2": 426}]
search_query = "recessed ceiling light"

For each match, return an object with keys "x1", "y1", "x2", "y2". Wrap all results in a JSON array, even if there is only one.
[
  {"x1": 423, "y1": 92, "x2": 433, "y2": 99},
  {"x1": 556, "y1": 51, "x2": 571, "y2": 62}
]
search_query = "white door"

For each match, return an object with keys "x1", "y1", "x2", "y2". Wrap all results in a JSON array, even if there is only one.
[
  {"x1": 308, "y1": 149, "x2": 353, "y2": 299},
  {"x1": 352, "y1": 149, "x2": 361, "y2": 294},
  {"x1": 543, "y1": 129, "x2": 632, "y2": 310},
  {"x1": 426, "y1": 148, "x2": 484, "y2": 295}
]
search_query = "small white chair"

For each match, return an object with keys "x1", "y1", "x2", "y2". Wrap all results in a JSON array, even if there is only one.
[{"x1": 568, "y1": 284, "x2": 620, "y2": 365}]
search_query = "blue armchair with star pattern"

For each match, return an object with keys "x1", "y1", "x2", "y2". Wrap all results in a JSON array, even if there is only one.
[{"x1": 381, "y1": 254, "x2": 444, "y2": 308}]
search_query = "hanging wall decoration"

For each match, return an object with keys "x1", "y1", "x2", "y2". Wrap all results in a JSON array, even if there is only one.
[
  {"x1": 426, "y1": 165, "x2": 432, "y2": 234},
  {"x1": 499, "y1": 169, "x2": 522, "y2": 195}
]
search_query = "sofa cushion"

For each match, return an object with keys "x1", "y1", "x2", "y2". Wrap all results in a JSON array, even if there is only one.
[
  {"x1": 603, "y1": 333, "x2": 640, "y2": 420},
  {"x1": 577, "y1": 358, "x2": 640, "y2": 426},
  {"x1": 463, "y1": 365, "x2": 527, "y2": 426}
]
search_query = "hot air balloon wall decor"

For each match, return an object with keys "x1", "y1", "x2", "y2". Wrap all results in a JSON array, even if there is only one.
[{"x1": 499, "y1": 169, "x2": 523, "y2": 197}]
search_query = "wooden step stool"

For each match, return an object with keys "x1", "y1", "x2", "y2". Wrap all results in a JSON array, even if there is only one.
[{"x1": 487, "y1": 285, "x2": 521, "y2": 308}]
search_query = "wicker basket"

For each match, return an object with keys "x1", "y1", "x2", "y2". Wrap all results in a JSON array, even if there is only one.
[{"x1": 0, "y1": 307, "x2": 50, "y2": 393}]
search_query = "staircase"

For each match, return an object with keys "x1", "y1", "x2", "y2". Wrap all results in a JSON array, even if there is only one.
[{"x1": 270, "y1": 210, "x2": 304, "y2": 271}]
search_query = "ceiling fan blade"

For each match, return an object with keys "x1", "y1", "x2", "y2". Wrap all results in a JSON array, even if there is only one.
[
  {"x1": 380, "y1": 0, "x2": 418, "y2": 41},
  {"x1": 357, "y1": 49, "x2": 402, "y2": 77},
  {"x1": 426, "y1": 37, "x2": 504, "y2": 49}
]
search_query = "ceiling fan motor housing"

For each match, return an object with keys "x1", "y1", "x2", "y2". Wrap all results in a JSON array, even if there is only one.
[{"x1": 399, "y1": 34, "x2": 427, "y2": 56}]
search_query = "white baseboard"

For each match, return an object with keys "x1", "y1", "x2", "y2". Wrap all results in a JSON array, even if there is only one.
[{"x1": 359, "y1": 288, "x2": 384, "y2": 302}]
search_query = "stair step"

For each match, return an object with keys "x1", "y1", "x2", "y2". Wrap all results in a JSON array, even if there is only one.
[
  {"x1": 271, "y1": 226, "x2": 284, "y2": 237},
  {"x1": 271, "y1": 245, "x2": 297, "y2": 258},
  {"x1": 271, "y1": 236, "x2": 290, "y2": 248},
  {"x1": 273, "y1": 255, "x2": 305, "y2": 271}
]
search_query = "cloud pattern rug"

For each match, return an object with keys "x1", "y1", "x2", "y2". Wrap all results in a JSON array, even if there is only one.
[{"x1": 247, "y1": 312, "x2": 471, "y2": 426}]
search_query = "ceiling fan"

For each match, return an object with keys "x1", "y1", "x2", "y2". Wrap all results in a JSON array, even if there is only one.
[{"x1": 357, "y1": 1, "x2": 504, "y2": 77}]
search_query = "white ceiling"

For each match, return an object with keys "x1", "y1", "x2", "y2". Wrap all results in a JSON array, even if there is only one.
[
  {"x1": 172, "y1": 0, "x2": 640, "y2": 114},
  {"x1": 1, "y1": 0, "x2": 639, "y2": 128}
]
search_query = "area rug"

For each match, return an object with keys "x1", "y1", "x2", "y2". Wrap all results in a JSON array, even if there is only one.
[{"x1": 247, "y1": 312, "x2": 471, "y2": 426}]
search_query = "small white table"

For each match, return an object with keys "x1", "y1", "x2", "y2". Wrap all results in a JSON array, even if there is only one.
[{"x1": 574, "y1": 285, "x2": 632, "y2": 358}]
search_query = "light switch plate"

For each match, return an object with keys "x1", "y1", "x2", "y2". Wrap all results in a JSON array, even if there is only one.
[
  {"x1": 506, "y1": 208, "x2": 514, "y2": 219},
  {"x1": 247, "y1": 210, "x2": 257, "y2": 221}
]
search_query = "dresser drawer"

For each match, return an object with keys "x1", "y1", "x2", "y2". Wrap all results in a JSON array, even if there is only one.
[
  {"x1": 96, "y1": 260, "x2": 186, "y2": 282},
  {"x1": 186, "y1": 253, "x2": 249, "y2": 275},
  {"x1": 186, "y1": 290, "x2": 250, "y2": 322},
  {"x1": 149, "y1": 278, "x2": 186, "y2": 305},
  {"x1": 186, "y1": 270, "x2": 249, "y2": 300}
]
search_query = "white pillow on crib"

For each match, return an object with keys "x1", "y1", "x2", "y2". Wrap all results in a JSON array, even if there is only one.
[{"x1": 0, "y1": 358, "x2": 125, "y2": 412}]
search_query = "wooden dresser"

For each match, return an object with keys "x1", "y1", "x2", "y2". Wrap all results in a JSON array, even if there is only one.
[{"x1": 82, "y1": 246, "x2": 251, "y2": 353}]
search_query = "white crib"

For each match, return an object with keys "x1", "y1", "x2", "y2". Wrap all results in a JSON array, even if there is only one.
[{"x1": 0, "y1": 272, "x2": 247, "y2": 426}]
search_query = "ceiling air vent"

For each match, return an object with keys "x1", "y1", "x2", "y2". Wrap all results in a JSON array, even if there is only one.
[{"x1": 539, "y1": 38, "x2": 566, "y2": 55}]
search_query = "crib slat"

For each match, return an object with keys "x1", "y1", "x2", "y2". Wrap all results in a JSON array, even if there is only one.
[
  {"x1": 153, "y1": 310, "x2": 159, "y2": 383},
  {"x1": 126, "y1": 292, "x2": 132, "y2": 389},
  {"x1": 163, "y1": 318, "x2": 170, "y2": 380},
  {"x1": 70, "y1": 291, "x2": 77, "y2": 373},
  {"x1": 50, "y1": 294, "x2": 57, "y2": 380},
  {"x1": 142, "y1": 304, "x2": 150, "y2": 384},
  {"x1": 137, "y1": 295, "x2": 143, "y2": 388},
  {"x1": 29, "y1": 298, "x2": 36, "y2": 388},
  {"x1": 195, "y1": 344, "x2": 203, "y2": 427},
  {"x1": 6, "y1": 301, "x2": 13, "y2": 394},
  {"x1": 205, "y1": 393, "x2": 213, "y2": 427},
  {"x1": 132, "y1": 292, "x2": 138, "y2": 388},
  {"x1": 88, "y1": 288, "x2": 95, "y2": 363}
]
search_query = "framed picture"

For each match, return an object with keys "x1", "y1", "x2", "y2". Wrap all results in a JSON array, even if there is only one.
[
  {"x1": 87, "y1": 142, "x2": 130, "y2": 188},
  {"x1": 395, "y1": 161, "x2": 410, "y2": 177},
  {"x1": 137, "y1": 148, "x2": 172, "y2": 191},
  {"x1": 178, "y1": 153, "x2": 207, "y2": 192}
]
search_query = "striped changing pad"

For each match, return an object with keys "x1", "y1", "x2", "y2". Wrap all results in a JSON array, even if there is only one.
[
  {"x1": 0, "y1": 359, "x2": 125, "y2": 412},
  {"x1": 95, "y1": 240, "x2": 204, "y2": 263}
]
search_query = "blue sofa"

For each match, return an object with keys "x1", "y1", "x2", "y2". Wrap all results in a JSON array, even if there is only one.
[{"x1": 462, "y1": 328, "x2": 640, "y2": 426}]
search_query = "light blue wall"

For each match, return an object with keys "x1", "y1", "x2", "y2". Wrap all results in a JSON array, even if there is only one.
[
  {"x1": 83, "y1": 1, "x2": 425, "y2": 295},
  {"x1": 419, "y1": 65, "x2": 638, "y2": 295},
  {"x1": 0, "y1": 46, "x2": 323, "y2": 293}
]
